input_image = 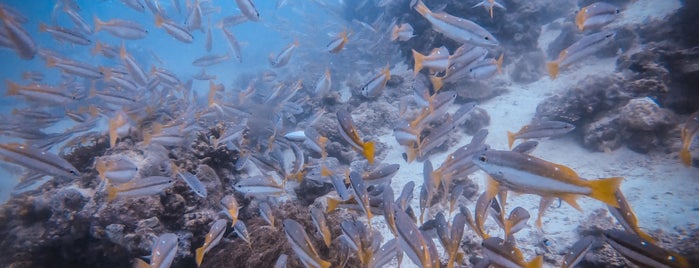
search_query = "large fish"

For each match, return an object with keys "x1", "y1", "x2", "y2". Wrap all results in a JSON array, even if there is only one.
[
  {"x1": 0, "y1": 143, "x2": 80, "y2": 180},
  {"x1": 604, "y1": 230, "x2": 689, "y2": 268},
  {"x1": 575, "y1": 2, "x2": 620, "y2": 31},
  {"x1": 414, "y1": 0, "x2": 498, "y2": 47},
  {"x1": 546, "y1": 31, "x2": 616, "y2": 79},
  {"x1": 473, "y1": 149, "x2": 622, "y2": 228}
]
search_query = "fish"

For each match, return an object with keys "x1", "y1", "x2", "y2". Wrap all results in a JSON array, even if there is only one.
[
  {"x1": 391, "y1": 23, "x2": 414, "y2": 41},
  {"x1": 465, "y1": 54, "x2": 503, "y2": 80},
  {"x1": 62, "y1": 5, "x2": 92, "y2": 34},
  {"x1": 507, "y1": 120, "x2": 575, "y2": 149},
  {"x1": 221, "y1": 28, "x2": 243, "y2": 63},
  {"x1": 154, "y1": 14, "x2": 194, "y2": 43},
  {"x1": 193, "y1": 53, "x2": 231, "y2": 67},
  {"x1": 472, "y1": 0, "x2": 506, "y2": 18},
  {"x1": 362, "y1": 164, "x2": 399, "y2": 185},
  {"x1": 220, "y1": 195, "x2": 239, "y2": 225},
  {"x1": 95, "y1": 155, "x2": 137, "y2": 183},
  {"x1": 360, "y1": 66, "x2": 391, "y2": 98},
  {"x1": 121, "y1": 0, "x2": 145, "y2": 12},
  {"x1": 134, "y1": 233, "x2": 178, "y2": 268},
  {"x1": 106, "y1": 176, "x2": 175, "y2": 201},
  {"x1": 258, "y1": 201, "x2": 275, "y2": 227},
  {"x1": 234, "y1": 175, "x2": 284, "y2": 197},
  {"x1": 184, "y1": 0, "x2": 202, "y2": 32},
  {"x1": 473, "y1": 149, "x2": 623, "y2": 229},
  {"x1": 336, "y1": 109, "x2": 375, "y2": 164},
  {"x1": 283, "y1": 219, "x2": 331, "y2": 268},
  {"x1": 195, "y1": 219, "x2": 228, "y2": 266},
  {"x1": 546, "y1": 31, "x2": 616, "y2": 79},
  {"x1": 119, "y1": 43, "x2": 148, "y2": 85},
  {"x1": 349, "y1": 171, "x2": 373, "y2": 228},
  {"x1": 205, "y1": 23, "x2": 212, "y2": 52},
  {"x1": 326, "y1": 30, "x2": 349, "y2": 54},
  {"x1": 412, "y1": 46, "x2": 450, "y2": 75},
  {"x1": 314, "y1": 68, "x2": 331, "y2": 95},
  {"x1": 680, "y1": 110, "x2": 699, "y2": 167},
  {"x1": 481, "y1": 237, "x2": 543, "y2": 268},
  {"x1": 368, "y1": 238, "x2": 400, "y2": 268},
  {"x1": 382, "y1": 185, "x2": 398, "y2": 236},
  {"x1": 232, "y1": 220, "x2": 251, "y2": 247},
  {"x1": 394, "y1": 205, "x2": 440, "y2": 268},
  {"x1": 274, "y1": 254, "x2": 288, "y2": 268},
  {"x1": 93, "y1": 16, "x2": 148, "y2": 39},
  {"x1": 473, "y1": 191, "x2": 493, "y2": 239},
  {"x1": 0, "y1": 7, "x2": 36, "y2": 59},
  {"x1": 414, "y1": 0, "x2": 498, "y2": 47},
  {"x1": 39, "y1": 23, "x2": 91, "y2": 45},
  {"x1": 44, "y1": 56, "x2": 103, "y2": 79},
  {"x1": 234, "y1": 0, "x2": 260, "y2": 22},
  {"x1": 511, "y1": 140, "x2": 539, "y2": 154},
  {"x1": 269, "y1": 40, "x2": 298, "y2": 68},
  {"x1": 92, "y1": 41, "x2": 119, "y2": 58},
  {"x1": 173, "y1": 165, "x2": 207, "y2": 198},
  {"x1": 561, "y1": 236, "x2": 595, "y2": 268},
  {"x1": 0, "y1": 143, "x2": 80, "y2": 180},
  {"x1": 576, "y1": 2, "x2": 620, "y2": 31},
  {"x1": 603, "y1": 229, "x2": 689, "y2": 268},
  {"x1": 310, "y1": 207, "x2": 332, "y2": 247},
  {"x1": 5, "y1": 80, "x2": 78, "y2": 104},
  {"x1": 218, "y1": 14, "x2": 248, "y2": 28},
  {"x1": 504, "y1": 206, "x2": 530, "y2": 239},
  {"x1": 607, "y1": 189, "x2": 655, "y2": 242}
]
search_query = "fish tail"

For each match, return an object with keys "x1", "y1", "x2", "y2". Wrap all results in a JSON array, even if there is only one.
[
  {"x1": 106, "y1": 184, "x2": 117, "y2": 201},
  {"x1": 91, "y1": 41, "x2": 102, "y2": 56},
  {"x1": 587, "y1": 177, "x2": 623, "y2": 208},
  {"x1": 96, "y1": 158, "x2": 106, "y2": 181},
  {"x1": 496, "y1": 53, "x2": 504, "y2": 73},
  {"x1": 430, "y1": 75, "x2": 443, "y2": 91},
  {"x1": 526, "y1": 255, "x2": 543, "y2": 268},
  {"x1": 575, "y1": 8, "x2": 586, "y2": 31},
  {"x1": 391, "y1": 25, "x2": 399, "y2": 41},
  {"x1": 93, "y1": 16, "x2": 103, "y2": 32},
  {"x1": 5, "y1": 80, "x2": 20, "y2": 96},
  {"x1": 680, "y1": 148, "x2": 692, "y2": 167},
  {"x1": 195, "y1": 246, "x2": 205, "y2": 266},
  {"x1": 405, "y1": 144, "x2": 419, "y2": 163},
  {"x1": 507, "y1": 131, "x2": 516, "y2": 149},
  {"x1": 155, "y1": 13, "x2": 164, "y2": 27},
  {"x1": 39, "y1": 22, "x2": 47, "y2": 32},
  {"x1": 326, "y1": 197, "x2": 341, "y2": 213},
  {"x1": 546, "y1": 61, "x2": 559, "y2": 79},
  {"x1": 132, "y1": 258, "x2": 149, "y2": 268},
  {"x1": 45, "y1": 57, "x2": 58, "y2": 68},
  {"x1": 412, "y1": 49, "x2": 424, "y2": 75},
  {"x1": 319, "y1": 259, "x2": 331, "y2": 268},
  {"x1": 414, "y1": 0, "x2": 430, "y2": 16},
  {"x1": 108, "y1": 117, "x2": 118, "y2": 148},
  {"x1": 362, "y1": 141, "x2": 375, "y2": 164}
]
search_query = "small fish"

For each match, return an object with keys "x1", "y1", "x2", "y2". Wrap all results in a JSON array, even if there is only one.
[
  {"x1": 607, "y1": 189, "x2": 655, "y2": 242},
  {"x1": 283, "y1": 219, "x2": 331, "y2": 268},
  {"x1": 394, "y1": 206, "x2": 440, "y2": 268},
  {"x1": 446, "y1": 213, "x2": 466, "y2": 268},
  {"x1": 5, "y1": 80, "x2": 77, "y2": 104},
  {"x1": 269, "y1": 40, "x2": 298, "y2": 68},
  {"x1": 465, "y1": 54, "x2": 503, "y2": 80},
  {"x1": 218, "y1": 14, "x2": 248, "y2": 28},
  {"x1": 382, "y1": 186, "x2": 398, "y2": 237},
  {"x1": 507, "y1": 120, "x2": 575, "y2": 149},
  {"x1": 221, "y1": 28, "x2": 243, "y2": 63},
  {"x1": 93, "y1": 16, "x2": 148, "y2": 39},
  {"x1": 391, "y1": 23, "x2": 414, "y2": 41},
  {"x1": 62, "y1": 5, "x2": 92, "y2": 34},
  {"x1": 155, "y1": 14, "x2": 194, "y2": 43},
  {"x1": 0, "y1": 7, "x2": 36, "y2": 59},
  {"x1": 336, "y1": 109, "x2": 376, "y2": 164},
  {"x1": 396, "y1": 181, "x2": 415, "y2": 211},
  {"x1": 193, "y1": 53, "x2": 231, "y2": 67},
  {"x1": 473, "y1": 191, "x2": 493, "y2": 239},
  {"x1": 121, "y1": 0, "x2": 146, "y2": 12},
  {"x1": 546, "y1": 31, "x2": 616, "y2": 79},
  {"x1": 233, "y1": 220, "x2": 251, "y2": 247},
  {"x1": 221, "y1": 195, "x2": 239, "y2": 225},
  {"x1": 511, "y1": 140, "x2": 538, "y2": 154},
  {"x1": 0, "y1": 143, "x2": 80, "y2": 180},
  {"x1": 184, "y1": 0, "x2": 202, "y2": 32},
  {"x1": 603, "y1": 230, "x2": 689, "y2": 268},
  {"x1": 134, "y1": 233, "x2": 178, "y2": 268},
  {"x1": 473, "y1": 149, "x2": 623, "y2": 229},
  {"x1": 349, "y1": 171, "x2": 373, "y2": 228},
  {"x1": 326, "y1": 30, "x2": 349, "y2": 54},
  {"x1": 195, "y1": 219, "x2": 228, "y2": 266},
  {"x1": 205, "y1": 23, "x2": 212, "y2": 52},
  {"x1": 576, "y1": 2, "x2": 620, "y2": 31},
  {"x1": 119, "y1": 44, "x2": 148, "y2": 85},
  {"x1": 234, "y1": 0, "x2": 260, "y2": 21},
  {"x1": 106, "y1": 176, "x2": 175, "y2": 201},
  {"x1": 330, "y1": 172, "x2": 351, "y2": 201},
  {"x1": 234, "y1": 175, "x2": 284, "y2": 197},
  {"x1": 414, "y1": 0, "x2": 498, "y2": 47},
  {"x1": 45, "y1": 56, "x2": 103, "y2": 79},
  {"x1": 472, "y1": 0, "x2": 506, "y2": 18},
  {"x1": 91, "y1": 41, "x2": 119, "y2": 58},
  {"x1": 360, "y1": 66, "x2": 391, "y2": 98},
  {"x1": 39, "y1": 23, "x2": 91, "y2": 45},
  {"x1": 482, "y1": 237, "x2": 543, "y2": 268},
  {"x1": 362, "y1": 164, "x2": 400, "y2": 185},
  {"x1": 310, "y1": 207, "x2": 332, "y2": 247},
  {"x1": 95, "y1": 155, "x2": 137, "y2": 183},
  {"x1": 173, "y1": 165, "x2": 207, "y2": 198},
  {"x1": 314, "y1": 68, "x2": 331, "y2": 95},
  {"x1": 504, "y1": 206, "x2": 530, "y2": 239},
  {"x1": 561, "y1": 236, "x2": 595, "y2": 268},
  {"x1": 258, "y1": 201, "x2": 275, "y2": 227},
  {"x1": 412, "y1": 46, "x2": 450, "y2": 75},
  {"x1": 274, "y1": 254, "x2": 288, "y2": 268},
  {"x1": 680, "y1": 110, "x2": 699, "y2": 167}
]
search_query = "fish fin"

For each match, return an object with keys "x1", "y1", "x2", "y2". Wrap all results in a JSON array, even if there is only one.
[
  {"x1": 5, "y1": 80, "x2": 20, "y2": 96},
  {"x1": 108, "y1": 116, "x2": 118, "y2": 148},
  {"x1": 319, "y1": 259, "x2": 332, "y2": 268},
  {"x1": 93, "y1": 16, "x2": 103, "y2": 32},
  {"x1": 45, "y1": 57, "x2": 58, "y2": 68},
  {"x1": 485, "y1": 176, "x2": 499, "y2": 200},
  {"x1": 546, "y1": 61, "x2": 559, "y2": 79},
  {"x1": 106, "y1": 184, "x2": 118, "y2": 202},
  {"x1": 326, "y1": 197, "x2": 341, "y2": 213},
  {"x1": 575, "y1": 8, "x2": 587, "y2": 31},
  {"x1": 587, "y1": 177, "x2": 623, "y2": 208},
  {"x1": 430, "y1": 75, "x2": 443, "y2": 91},
  {"x1": 536, "y1": 197, "x2": 554, "y2": 229},
  {"x1": 391, "y1": 25, "x2": 399, "y2": 41},
  {"x1": 91, "y1": 41, "x2": 103, "y2": 56},
  {"x1": 560, "y1": 193, "x2": 582, "y2": 211},
  {"x1": 680, "y1": 148, "x2": 692, "y2": 167},
  {"x1": 489, "y1": 5, "x2": 494, "y2": 18},
  {"x1": 507, "y1": 131, "x2": 516, "y2": 149},
  {"x1": 132, "y1": 258, "x2": 149, "y2": 268},
  {"x1": 496, "y1": 53, "x2": 504, "y2": 73},
  {"x1": 195, "y1": 246, "x2": 205, "y2": 266},
  {"x1": 414, "y1": 0, "x2": 430, "y2": 16},
  {"x1": 362, "y1": 141, "x2": 375, "y2": 164},
  {"x1": 96, "y1": 159, "x2": 107, "y2": 181},
  {"x1": 320, "y1": 165, "x2": 333, "y2": 177},
  {"x1": 405, "y1": 143, "x2": 418, "y2": 163},
  {"x1": 39, "y1": 22, "x2": 48, "y2": 32},
  {"x1": 526, "y1": 255, "x2": 543, "y2": 268},
  {"x1": 119, "y1": 41, "x2": 127, "y2": 59},
  {"x1": 412, "y1": 49, "x2": 424, "y2": 75},
  {"x1": 155, "y1": 13, "x2": 164, "y2": 27}
]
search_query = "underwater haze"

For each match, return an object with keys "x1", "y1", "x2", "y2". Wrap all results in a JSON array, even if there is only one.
[{"x1": 0, "y1": 0, "x2": 698, "y2": 267}]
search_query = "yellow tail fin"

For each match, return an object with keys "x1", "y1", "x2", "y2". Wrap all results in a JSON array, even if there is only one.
[
  {"x1": 546, "y1": 61, "x2": 559, "y2": 79},
  {"x1": 155, "y1": 13, "x2": 164, "y2": 27},
  {"x1": 507, "y1": 131, "x2": 516, "y2": 149},
  {"x1": 93, "y1": 16, "x2": 103, "y2": 32},
  {"x1": 412, "y1": 49, "x2": 424, "y2": 75},
  {"x1": 413, "y1": 0, "x2": 430, "y2": 16},
  {"x1": 496, "y1": 53, "x2": 504, "y2": 74},
  {"x1": 132, "y1": 258, "x2": 149, "y2": 268},
  {"x1": 6, "y1": 81, "x2": 20, "y2": 96},
  {"x1": 575, "y1": 8, "x2": 587, "y2": 31},
  {"x1": 680, "y1": 148, "x2": 692, "y2": 167},
  {"x1": 107, "y1": 184, "x2": 118, "y2": 201},
  {"x1": 96, "y1": 159, "x2": 107, "y2": 181},
  {"x1": 526, "y1": 255, "x2": 543, "y2": 268},
  {"x1": 587, "y1": 177, "x2": 623, "y2": 208},
  {"x1": 326, "y1": 197, "x2": 341, "y2": 213},
  {"x1": 195, "y1": 246, "x2": 205, "y2": 266},
  {"x1": 430, "y1": 75, "x2": 444, "y2": 91},
  {"x1": 363, "y1": 141, "x2": 375, "y2": 165},
  {"x1": 391, "y1": 25, "x2": 399, "y2": 41}
]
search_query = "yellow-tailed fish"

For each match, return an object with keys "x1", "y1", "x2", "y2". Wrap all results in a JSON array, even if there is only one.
[
  {"x1": 283, "y1": 219, "x2": 331, "y2": 268},
  {"x1": 473, "y1": 149, "x2": 622, "y2": 229},
  {"x1": 507, "y1": 120, "x2": 575, "y2": 149},
  {"x1": 326, "y1": 29, "x2": 349, "y2": 54},
  {"x1": 172, "y1": 164, "x2": 207, "y2": 198},
  {"x1": 221, "y1": 28, "x2": 243, "y2": 63},
  {"x1": 195, "y1": 219, "x2": 228, "y2": 266},
  {"x1": 314, "y1": 68, "x2": 331, "y2": 95},
  {"x1": 95, "y1": 155, "x2": 137, "y2": 183},
  {"x1": 414, "y1": 0, "x2": 498, "y2": 47},
  {"x1": 680, "y1": 110, "x2": 699, "y2": 167},
  {"x1": 233, "y1": 220, "x2": 251, "y2": 248},
  {"x1": 258, "y1": 201, "x2": 275, "y2": 227},
  {"x1": 607, "y1": 189, "x2": 655, "y2": 242},
  {"x1": 154, "y1": 14, "x2": 193, "y2": 43},
  {"x1": 192, "y1": 53, "x2": 231, "y2": 67},
  {"x1": 562, "y1": 236, "x2": 595, "y2": 268},
  {"x1": 310, "y1": 207, "x2": 332, "y2": 247},
  {"x1": 482, "y1": 237, "x2": 543, "y2": 268},
  {"x1": 359, "y1": 65, "x2": 390, "y2": 98},
  {"x1": 108, "y1": 112, "x2": 127, "y2": 147},
  {"x1": 134, "y1": 233, "x2": 178, "y2": 268},
  {"x1": 39, "y1": 23, "x2": 91, "y2": 45},
  {"x1": 233, "y1": 175, "x2": 284, "y2": 197},
  {"x1": 465, "y1": 54, "x2": 503, "y2": 80},
  {"x1": 184, "y1": 0, "x2": 202, "y2": 32},
  {"x1": 503, "y1": 206, "x2": 530, "y2": 240},
  {"x1": 119, "y1": 43, "x2": 148, "y2": 85},
  {"x1": 546, "y1": 31, "x2": 616, "y2": 79},
  {"x1": 412, "y1": 46, "x2": 450, "y2": 75},
  {"x1": 220, "y1": 194, "x2": 239, "y2": 225},
  {"x1": 106, "y1": 176, "x2": 175, "y2": 201},
  {"x1": 269, "y1": 40, "x2": 298, "y2": 68},
  {"x1": 576, "y1": 2, "x2": 620, "y2": 31},
  {"x1": 234, "y1": 0, "x2": 260, "y2": 21},
  {"x1": 394, "y1": 205, "x2": 440, "y2": 268},
  {"x1": 391, "y1": 23, "x2": 414, "y2": 41},
  {"x1": 336, "y1": 109, "x2": 375, "y2": 164},
  {"x1": 5, "y1": 80, "x2": 76, "y2": 104},
  {"x1": 0, "y1": 7, "x2": 36, "y2": 59},
  {"x1": 604, "y1": 230, "x2": 689, "y2": 268},
  {"x1": 349, "y1": 171, "x2": 373, "y2": 228},
  {"x1": 0, "y1": 143, "x2": 80, "y2": 179},
  {"x1": 94, "y1": 16, "x2": 148, "y2": 40}
]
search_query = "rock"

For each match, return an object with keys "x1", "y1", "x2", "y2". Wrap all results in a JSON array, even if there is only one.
[
  {"x1": 583, "y1": 113, "x2": 625, "y2": 152},
  {"x1": 619, "y1": 97, "x2": 676, "y2": 131},
  {"x1": 510, "y1": 51, "x2": 545, "y2": 83},
  {"x1": 462, "y1": 107, "x2": 490, "y2": 135}
]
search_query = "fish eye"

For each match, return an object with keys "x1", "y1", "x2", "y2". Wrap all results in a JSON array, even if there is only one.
[
  {"x1": 484, "y1": 36, "x2": 489, "y2": 40},
  {"x1": 478, "y1": 155, "x2": 487, "y2": 162}
]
